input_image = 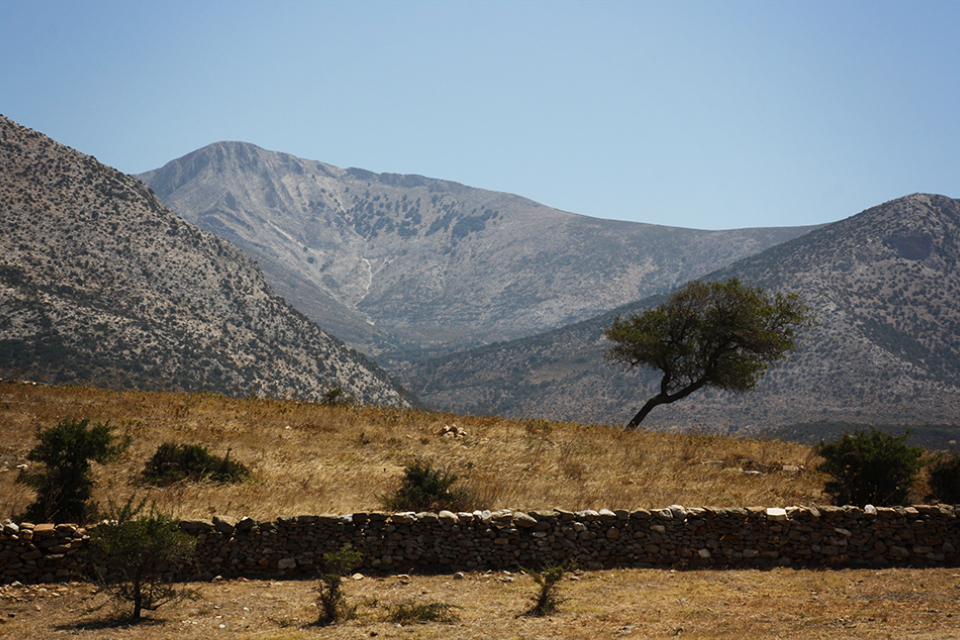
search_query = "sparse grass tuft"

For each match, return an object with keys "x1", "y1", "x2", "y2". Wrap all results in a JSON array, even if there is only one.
[{"x1": 386, "y1": 601, "x2": 460, "y2": 624}]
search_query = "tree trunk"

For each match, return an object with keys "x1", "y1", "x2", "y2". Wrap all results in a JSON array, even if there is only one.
[
  {"x1": 625, "y1": 378, "x2": 708, "y2": 429},
  {"x1": 133, "y1": 577, "x2": 142, "y2": 620},
  {"x1": 626, "y1": 394, "x2": 670, "y2": 429}
]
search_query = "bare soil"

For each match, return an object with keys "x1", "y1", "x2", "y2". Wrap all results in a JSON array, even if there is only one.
[{"x1": 3, "y1": 567, "x2": 959, "y2": 639}]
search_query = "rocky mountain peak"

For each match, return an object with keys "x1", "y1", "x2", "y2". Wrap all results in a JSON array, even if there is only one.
[{"x1": 139, "y1": 143, "x2": 818, "y2": 359}]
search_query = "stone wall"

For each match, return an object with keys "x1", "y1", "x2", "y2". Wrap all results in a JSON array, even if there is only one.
[{"x1": 3, "y1": 504, "x2": 959, "y2": 583}]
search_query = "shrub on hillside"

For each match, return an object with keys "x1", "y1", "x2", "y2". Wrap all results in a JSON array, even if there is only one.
[
  {"x1": 927, "y1": 453, "x2": 960, "y2": 504},
  {"x1": 141, "y1": 443, "x2": 250, "y2": 486},
  {"x1": 379, "y1": 460, "x2": 475, "y2": 512},
  {"x1": 16, "y1": 417, "x2": 126, "y2": 523},
  {"x1": 815, "y1": 427, "x2": 923, "y2": 506}
]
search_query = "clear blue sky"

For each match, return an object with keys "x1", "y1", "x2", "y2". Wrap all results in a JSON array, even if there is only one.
[{"x1": 4, "y1": 0, "x2": 959, "y2": 229}]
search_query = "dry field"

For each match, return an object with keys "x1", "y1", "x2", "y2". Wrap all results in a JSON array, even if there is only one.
[
  {"x1": 2, "y1": 567, "x2": 959, "y2": 639},
  {"x1": 2, "y1": 381, "x2": 957, "y2": 638},
  {"x1": 0, "y1": 381, "x2": 829, "y2": 520}
]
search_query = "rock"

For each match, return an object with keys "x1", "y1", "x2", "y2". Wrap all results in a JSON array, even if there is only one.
[
  {"x1": 390, "y1": 512, "x2": 416, "y2": 524},
  {"x1": 213, "y1": 516, "x2": 238, "y2": 535},
  {"x1": 438, "y1": 511, "x2": 459, "y2": 524},
  {"x1": 512, "y1": 512, "x2": 538, "y2": 528},
  {"x1": 180, "y1": 519, "x2": 215, "y2": 533}
]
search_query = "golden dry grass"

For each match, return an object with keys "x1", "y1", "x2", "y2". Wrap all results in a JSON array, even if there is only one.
[{"x1": 0, "y1": 381, "x2": 828, "y2": 521}]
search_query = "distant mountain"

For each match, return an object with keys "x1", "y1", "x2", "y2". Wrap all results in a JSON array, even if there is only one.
[
  {"x1": 138, "y1": 142, "x2": 816, "y2": 359},
  {"x1": 398, "y1": 194, "x2": 960, "y2": 437},
  {"x1": 0, "y1": 115, "x2": 411, "y2": 407}
]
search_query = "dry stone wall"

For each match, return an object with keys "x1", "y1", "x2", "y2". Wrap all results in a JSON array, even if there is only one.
[{"x1": 3, "y1": 505, "x2": 959, "y2": 583}]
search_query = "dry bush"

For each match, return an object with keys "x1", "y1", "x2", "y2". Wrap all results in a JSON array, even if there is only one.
[{"x1": 0, "y1": 381, "x2": 829, "y2": 522}]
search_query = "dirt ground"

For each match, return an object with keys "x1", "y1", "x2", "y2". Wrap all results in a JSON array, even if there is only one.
[{"x1": 2, "y1": 567, "x2": 959, "y2": 639}]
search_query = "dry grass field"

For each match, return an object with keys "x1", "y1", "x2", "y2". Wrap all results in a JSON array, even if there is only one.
[
  {"x1": 2, "y1": 381, "x2": 958, "y2": 639},
  {"x1": 0, "y1": 381, "x2": 828, "y2": 520}
]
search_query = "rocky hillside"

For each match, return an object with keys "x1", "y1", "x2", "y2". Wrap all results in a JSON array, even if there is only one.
[
  {"x1": 0, "y1": 115, "x2": 411, "y2": 407},
  {"x1": 399, "y1": 194, "x2": 960, "y2": 437},
  {"x1": 138, "y1": 142, "x2": 816, "y2": 359}
]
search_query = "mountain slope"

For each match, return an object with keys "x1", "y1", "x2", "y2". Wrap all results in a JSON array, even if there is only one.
[
  {"x1": 138, "y1": 142, "x2": 816, "y2": 358},
  {"x1": 398, "y1": 194, "x2": 960, "y2": 433},
  {"x1": 0, "y1": 115, "x2": 411, "y2": 407}
]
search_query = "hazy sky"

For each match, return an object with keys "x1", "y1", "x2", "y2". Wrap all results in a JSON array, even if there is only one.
[{"x1": 4, "y1": 0, "x2": 959, "y2": 229}]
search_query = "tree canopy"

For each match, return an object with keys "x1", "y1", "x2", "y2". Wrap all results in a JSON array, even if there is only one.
[
  {"x1": 17, "y1": 418, "x2": 126, "y2": 523},
  {"x1": 603, "y1": 278, "x2": 814, "y2": 428},
  {"x1": 815, "y1": 427, "x2": 923, "y2": 506}
]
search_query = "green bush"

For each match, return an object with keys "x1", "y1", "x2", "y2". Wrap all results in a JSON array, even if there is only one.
[
  {"x1": 141, "y1": 443, "x2": 251, "y2": 486},
  {"x1": 87, "y1": 497, "x2": 197, "y2": 620},
  {"x1": 16, "y1": 418, "x2": 125, "y2": 523},
  {"x1": 316, "y1": 545, "x2": 363, "y2": 625},
  {"x1": 927, "y1": 453, "x2": 960, "y2": 503},
  {"x1": 321, "y1": 386, "x2": 354, "y2": 406},
  {"x1": 815, "y1": 427, "x2": 924, "y2": 506},
  {"x1": 379, "y1": 460, "x2": 474, "y2": 512}
]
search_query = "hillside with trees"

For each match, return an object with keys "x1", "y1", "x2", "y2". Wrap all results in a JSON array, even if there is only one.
[{"x1": 398, "y1": 194, "x2": 960, "y2": 441}]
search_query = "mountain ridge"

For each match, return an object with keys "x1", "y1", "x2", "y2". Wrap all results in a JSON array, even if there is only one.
[
  {"x1": 0, "y1": 115, "x2": 411, "y2": 406},
  {"x1": 397, "y1": 193, "x2": 960, "y2": 435},
  {"x1": 138, "y1": 142, "x2": 818, "y2": 359}
]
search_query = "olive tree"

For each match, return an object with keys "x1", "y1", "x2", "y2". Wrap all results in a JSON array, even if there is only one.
[{"x1": 603, "y1": 278, "x2": 814, "y2": 428}]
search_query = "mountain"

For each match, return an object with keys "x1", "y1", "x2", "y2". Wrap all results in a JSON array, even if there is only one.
[
  {"x1": 0, "y1": 115, "x2": 411, "y2": 407},
  {"x1": 398, "y1": 194, "x2": 960, "y2": 437},
  {"x1": 137, "y1": 142, "x2": 816, "y2": 359}
]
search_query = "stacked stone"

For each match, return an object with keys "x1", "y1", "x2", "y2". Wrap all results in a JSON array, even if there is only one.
[
  {"x1": 4, "y1": 504, "x2": 959, "y2": 584},
  {"x1": 0, "y1": 522, "x2": 87, "y2": 583}
]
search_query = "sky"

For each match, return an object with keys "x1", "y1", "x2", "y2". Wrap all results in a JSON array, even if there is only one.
[{"x1": 3, "y1": 0, "x2": 959, "y2": 230}]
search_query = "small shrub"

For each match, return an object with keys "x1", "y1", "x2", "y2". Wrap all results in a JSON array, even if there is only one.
[
  {"x1": 141, "y1": 443, "x2": 250, "y2": 486},
  {"x1": 87, "y1": 496, "x2": 197, "y2": 620},
  {"x1": 522, "y1": 563, "x2": 572, "y2": 616},
  {"x1": 317, "y1": 545, "x2": 362, "y2": 625},
  {"x1": 321, "y1": 386, "x2": 354, "y2": 406},
  {"x1": 927, "y1": 453, "x2": 960, "y2": 503},
  {"x1": 379, "y1": 460, "x2": 475, "y2": 512},
  {"x1": 16, "y1": 418, "x2": 126, "y2": 523},
  {"x1": 815, "y1": 427, "x2": 924, "y2": 506},
  {"x1": 387, "y1": 601, "x2": 460, "y2": 624}
]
